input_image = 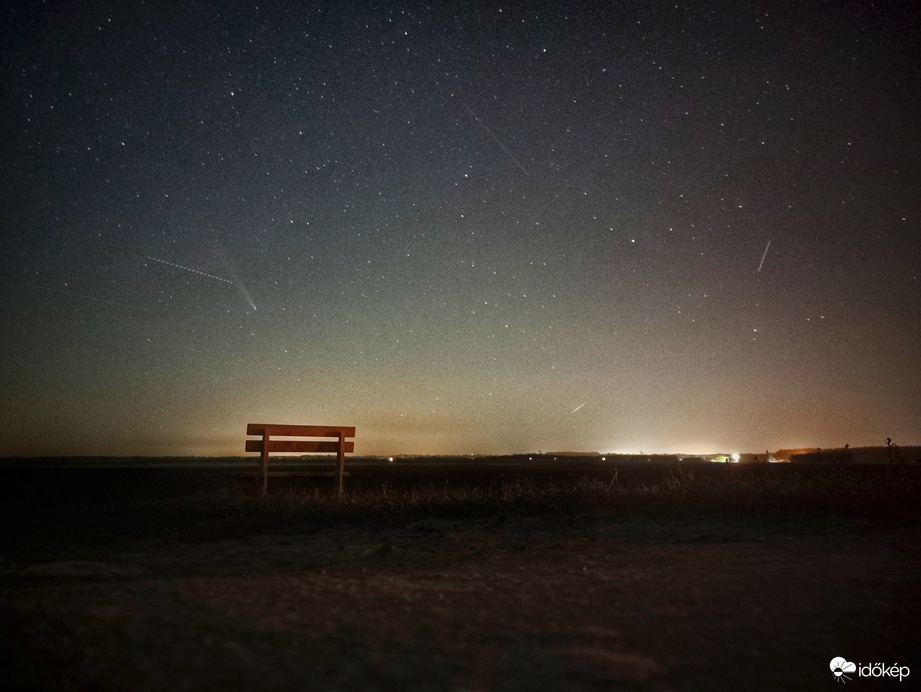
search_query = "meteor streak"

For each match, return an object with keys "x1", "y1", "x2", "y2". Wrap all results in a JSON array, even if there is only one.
[
  {"x1": 462, "y1": 102, "x2": 530, "y2": 177},
  {"x1": 757, "y1": 240, "x2": 771, "y2": 273},
  {"x1": 236, "y1": 281, "x2": 257, "y2": 311},
  {"x1": 571, "y1": 402, "x2": 586, "y2": 414},
  {"x1": 214, "y1": 245, "x2": 258, "y2": 312}
]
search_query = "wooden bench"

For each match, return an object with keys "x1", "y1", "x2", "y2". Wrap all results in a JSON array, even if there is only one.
[{"x1": 244, "y1": 424, "x2": 355, "y2": 496}]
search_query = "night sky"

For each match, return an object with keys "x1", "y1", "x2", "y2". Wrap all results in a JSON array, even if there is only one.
[{"x1": 2, "y1": 1, "x2": 919, "y2": 457}]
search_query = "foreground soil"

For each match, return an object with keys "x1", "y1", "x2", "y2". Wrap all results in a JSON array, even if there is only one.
[
  {"x1": 1, "y1": 462, "x2": 920, "y2": 690},
  {"x1": 3, "y1": 510, "x2": 920, "y2": 691}
]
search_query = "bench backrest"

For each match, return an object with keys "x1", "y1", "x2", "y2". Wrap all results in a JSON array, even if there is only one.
[{"x1": 245, "y1": 424, "x2": 355, "y2": 455}]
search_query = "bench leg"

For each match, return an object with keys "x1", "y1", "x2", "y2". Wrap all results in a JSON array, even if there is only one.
[
  {"x1": 336, "y1": 432, "x2": 345, "y2": 497},
  {"x1": 260, "y1": 430, "x2": 270, "y2": 497}
]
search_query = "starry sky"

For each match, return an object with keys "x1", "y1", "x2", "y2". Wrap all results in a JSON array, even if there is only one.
[{"x1": 2, "y1": 1, "x2": 919, "y2": 458}]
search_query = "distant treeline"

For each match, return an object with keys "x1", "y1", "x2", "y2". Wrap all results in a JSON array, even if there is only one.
[{"x1": 788, "y1": 446, "x2": 921, "y2": 464}]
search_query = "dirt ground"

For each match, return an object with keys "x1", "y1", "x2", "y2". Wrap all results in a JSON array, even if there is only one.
[{"x1": 2, "y1": 510, "x2": 920, "y2": 691}]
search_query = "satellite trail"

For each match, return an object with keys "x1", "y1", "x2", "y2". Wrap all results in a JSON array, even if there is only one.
[
  {"x1": 147, "y1": 256, "x2": 233, "y2": 283},
  {"x1": 462, "y1": 102, "x2": 530, "y2": 177},
  {"x1": 757, "y1": 240, "x2": 771, "y2": 273}
]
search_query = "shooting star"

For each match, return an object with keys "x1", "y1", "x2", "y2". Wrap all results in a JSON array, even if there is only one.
[
  {"x1": 756, "y1": 240, "x2": 771, "y2": 273},
  {"x1": 147, "y1": 256, "x2": 233, "y2": 284},
  {"x1": 462, "y1": 102, "x2": 530, "y2": 177},
  {"x1": 236, "y1": 281, "x2": 257, "y2": 312},
  {"x1": 213, "y1": 244, "x2": 258, "y2": 312},
  {"x1": 571, "y1": 402, "x2": 586, "y2": 414}
]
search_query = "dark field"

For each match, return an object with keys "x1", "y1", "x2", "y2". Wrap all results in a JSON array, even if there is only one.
[{"x1": 2, "y1": 458, "x2": 920, "y2": 691}]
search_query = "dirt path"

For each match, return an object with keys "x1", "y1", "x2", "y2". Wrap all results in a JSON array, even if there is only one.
[{"x1": 2, "y1": 514, "x2": 920, "y2": 691}]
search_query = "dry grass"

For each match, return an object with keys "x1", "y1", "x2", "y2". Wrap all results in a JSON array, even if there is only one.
[
  {"x1": 3, "y1": 462, "x2": 919, "y2": 563},
  {"x1": 241, "y1": 462, "x2": 921, "y2": 525}
]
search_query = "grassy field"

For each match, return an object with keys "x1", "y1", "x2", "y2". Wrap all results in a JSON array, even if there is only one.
[{"x1": 2, "y1": 459, "x2": 920, "y2": 690}]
